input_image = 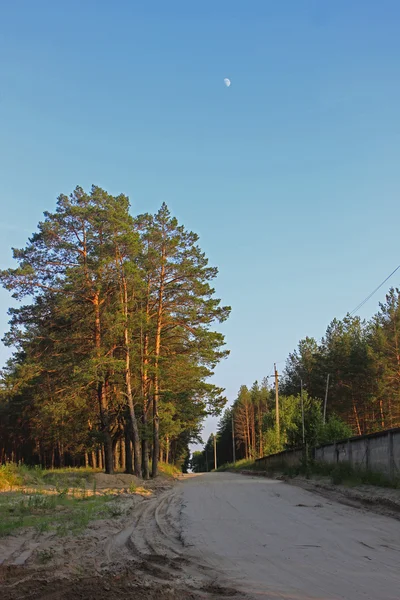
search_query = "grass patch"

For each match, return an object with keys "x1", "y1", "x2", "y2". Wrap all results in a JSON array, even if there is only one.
[
  {"x1": 216, "y1": 459, "x2": 258, "y2": 472},
  {"x1": 0, "y1": 463, "x2": 101, "y2": 492},
  {"x1": 269, "y1": 460, "x2": 400, "y2": 489},
  {"x1": 0, "y1": 489, "x2": 114, "y2": 537},
  {"x1": 216, "y1": 456, "x2": 400, "y2": 490},
  {"x1": 37, "y1": 549, "x2": 54, "y2": 564},
  {"x1": 313, "y1": 461, "x2": 400, "y2": 489},
  {"x1": 157, "y1": 462, "x2": 181, "y2": 478}
]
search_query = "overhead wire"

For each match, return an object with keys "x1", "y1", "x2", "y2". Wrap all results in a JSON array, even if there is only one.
[{"x1": 349, "y1": 264, "x2": 400, "y2": 316}]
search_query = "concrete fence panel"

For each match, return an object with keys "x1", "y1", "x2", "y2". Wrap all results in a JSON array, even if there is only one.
[
  {"x1": 351, "y1": 438, "x2": 368, "y2": 469},
  {"x1": 256, "y1": 427, "x2": 400, "y2": 482},
  {"x1": 393, "y1": 433, "x2": 400, "y2": 475}
]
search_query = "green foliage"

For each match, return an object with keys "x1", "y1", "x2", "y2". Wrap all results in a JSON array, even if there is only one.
[
  {"x1": 281, "y1": 295, "x2": 400, "y2": 435},
  {"x1": 317, "y1": 415, "x2": 353, "y2": 445},
  {"x1": 0, "y1": 463, "x2": 24, "y2": 490},
  {"x1": 205, "y1": 385, "x2": 363, "y2": 469},
  {"x1": 0, "y1": 489, "x2": 112, "y2": 537},
  {"x1": 216, "y1": 459, "x2": 257, "y2": 472},
  {"x1": 310, "y1": 461, "x2": 400, "y2": 489},
  {"x1": 190, "y1": 450, "x2": 206, "y2": 473},
  {"x1": 0, "y1": 186, "x2": 230, "y2": 475},
  {"x1": 157, "y1": 462, "x2": 181, "y2": 478},
  {"x1": 0, "y1": 463, "x2": 98, "y2": 491},
  {"x1": 36, "y1": 549, "x2": 54, "y2": 564}
]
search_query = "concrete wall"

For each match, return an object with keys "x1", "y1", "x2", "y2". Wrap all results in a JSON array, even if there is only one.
[
  {"x1": 256, "y1": 427, "x2": 400, "y2": 481},
  {"x1": 314, "y1": 427, "x2": 400, "y2": 479},
  {"x1": 256, "y1": 448, "x2": 304, "y2": 471}
]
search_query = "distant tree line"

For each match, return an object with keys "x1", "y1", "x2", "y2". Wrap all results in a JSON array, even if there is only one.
[
  {"x1": 0, "y1": 186, "x2": 230, "y2": 477},
  {"x1": 192, "y1": 289, "x2": 400, "y2": 471}
]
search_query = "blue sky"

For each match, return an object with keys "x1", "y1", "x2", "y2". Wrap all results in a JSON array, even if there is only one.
[{"x1": 1, "y1": 1, "x2": 400, "y2": 446}]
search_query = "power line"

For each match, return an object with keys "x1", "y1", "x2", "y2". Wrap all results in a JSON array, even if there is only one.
[{"x1": 349, "y1": 264, "x2": 400, "y2": 316}]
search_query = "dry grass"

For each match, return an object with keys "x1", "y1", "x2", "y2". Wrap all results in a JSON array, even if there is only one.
[{"x1": 0, "y1": 489, "x2": 115, "y2": 537}]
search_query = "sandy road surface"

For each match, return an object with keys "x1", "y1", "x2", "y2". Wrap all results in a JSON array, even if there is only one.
[
  {"x1": 181, "y1": 472, "x2": 400, "y2": 600},
  {"x1": 2, "y1": 473, "x2": 400, "y2": 599}
]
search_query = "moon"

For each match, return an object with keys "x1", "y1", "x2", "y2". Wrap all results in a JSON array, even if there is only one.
[{"x1": 224, "y1": 78, "x2": 231, "y2": 88}]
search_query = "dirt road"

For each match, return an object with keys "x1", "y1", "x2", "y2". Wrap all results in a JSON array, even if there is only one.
[
  {"x1": 2, "y1": 472, "x2": 400, "y2": 599},
  {"x1": 181, "y1": 472, "x2": 400, "y2": 599}
]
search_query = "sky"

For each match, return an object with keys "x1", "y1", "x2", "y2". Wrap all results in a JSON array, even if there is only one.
[{"x1": 1, "y1": 1, "x2": 400, "y2": 448}]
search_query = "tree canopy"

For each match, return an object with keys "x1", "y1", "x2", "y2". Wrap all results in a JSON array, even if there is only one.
[
  {"x1": 195, "y1": 290, "x2": 400, "y2": 470},
  {"x1": 0, "y1": 186, "x2": 231, "y2": 476}
]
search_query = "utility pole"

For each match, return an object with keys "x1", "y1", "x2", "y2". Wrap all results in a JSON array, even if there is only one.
[
  {"x1": 300, "y1": 379, "x2": 305, "y2": 445},
  {"x1": 231, "y1": 413, "x2": 236, "y2": 464},
  {"x1": 323, "y1": 374, "x2": 330, "y2": 424},
  {"x1": 213, "y1": 433, "x2": 217, "y2": 470},
  {"x1": 274, "y1": 363, "x2": 280, "y2": 446}
]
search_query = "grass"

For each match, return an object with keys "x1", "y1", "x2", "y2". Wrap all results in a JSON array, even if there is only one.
[
  {"x1": 0, "y1": 461, "x2": 182, "y2": 491},
  {"x1": 0, "y1": 488, "x2": 114, "y2": 537},
  {"x1": 41, "y1": 467, "x2": 98, "y2": 488},
  {"x1": 157, "y1": 462, "x2": 182, "y2": 478},
  {"x1": 308, "y1": 461, "x2": 400, "y2": 489},
  {"x1": 242, "y1": 459, "x2": 400, "y2": 489},
  {"x1": 0, "y1": 463, "x2": 101, "y2": 492},
  {"x1": 0, "y1": 460, "x2": 182, "y2": 538},
  {"x1": 0, "y1": 463, "x2": 119, "y2": 538},
  {"x1": 216, "y1": 459, "x2": 258, "y2": 472},
  {"x1": 215, "y1": 456, "x2": 400, "y2": 490}
]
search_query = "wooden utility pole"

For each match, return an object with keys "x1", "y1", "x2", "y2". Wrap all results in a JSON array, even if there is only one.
[
  {"x1": 232, "y1": 414, "x2": 236, "y2": 464},
  {"x1": 274, "y1": 363, "x2": 280, "y2": 446},
  {"x1": 213, "y1": 433, "x2": 217, "y2": 470},
  {"x1": 300, "y1": 379, "x2": 305, "y2": 445},
  {"x1": 323, "y1": 374, "x2": 330, "y2": 424}
]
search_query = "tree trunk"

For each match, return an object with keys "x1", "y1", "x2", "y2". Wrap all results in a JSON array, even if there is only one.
[
  {"x1": 258, "y1": 402, "x2": 263, "y2": 458},
  {"x1": 141, "y1": 306, "x2": 150, "y2": 480},
  {"x1": 103, "y1": 431, "x2": 114, "y2": 475},
  {"x1": 94, "y1": 295, "x2": 114, "y2": 474},
  {"x1": 379, "y1": 399, "x2": 385, "y2": 429},
  {"x1": 152, "y1": 391, "x2": 160, "y2": 477},
  {"x1": 99, "y1": 383, "x2": 114, "y2": 474},
  {"x1": 114, "y1": 440, "x2": 120, "y2": 471},
  {"x1": 84, "y1": 452, "x2": 89, "y2": 468},
  {"x1": 165, "y1": 435, "x2": 170, "y2": 464},
  {"x1": 59, "y1": 441, "x2": 65, "y2": 467},
  {"x1": 152, "y1": 247, "x2": 166, "y2": 479},
  {"x1": 125, "y1": 354, "x2": 142, "y2": 477},
  {"x1": 245, "y1": 404, "x2": 250, "y2": 459},
  {"x1": 119, "y1": 276, "x2": 142, "y2": 478},
  {"x1": 124, "y1": 427, "x2": 133, "y2": 474},
  {"x1": 91, "y1": 451, "x2": 97, "y2": 469},
  {"x1": 120, "y1": 438, "x2": 126, "y2": 472},
  {"x1": 353, "y1": 403, "x2": 362, "y2": 436},
  {"x1": 142, "y1": 413, "x2": 150, "y2": 480},
  {"x1": 98, "y1": 448, "x2": 103, "y2": 470}
]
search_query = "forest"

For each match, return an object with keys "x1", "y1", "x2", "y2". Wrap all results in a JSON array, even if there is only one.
[
  {"x1": 0, "y1": 186, "x2": 230, "y2": 478},
  {"x1": 192, "y1": 288, "x2": 400, "y2": 472}
]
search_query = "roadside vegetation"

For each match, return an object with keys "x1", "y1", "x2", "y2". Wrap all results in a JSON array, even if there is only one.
[
  {"x1": 215, "y1": 458, "x2": 400, "y2": 490},
  {"x1": 0, "y1": 490, "x2": 114, "y2": 538},
  {"x1": 0, "y1": 463, "x2": 98, "y2": 491},
  {"x1": 0, "y1": 464, "x2": 114, "y2": 537},
  {"x1": 0, "y1": 461, "x2": 180, "y2": 538},
  {"x1": 193, "y1": 286, "x2": 400, "y2": 474},
  {"x1": 215, "y1": 459, "x2": 258, "y2": 472},
  {"x1": 289, "y1": 460, "x2": 400, "y2": 490},
  {"x1": 0, "y1": 186, "x2": 230, "y2": 479},
  {"x1": 0, "y1": 462, "x2": 179, "y2": 491}
]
